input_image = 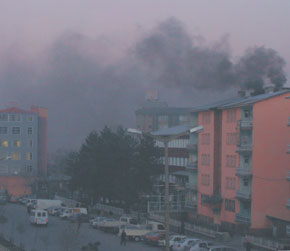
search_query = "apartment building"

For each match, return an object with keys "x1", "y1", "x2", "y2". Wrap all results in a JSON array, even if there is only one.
[
  {"x1": 191, "y1": 89, "x2": 290, "y2": 236},
  {"x1": 0, "y1": 106, "x2": 48, "y2": 197},
  {"x1": 135, "y1": 98, "x2": 193, "y2": 213}
]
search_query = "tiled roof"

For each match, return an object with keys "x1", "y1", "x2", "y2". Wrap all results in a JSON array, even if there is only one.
[{"x1": 0, "y1": 107, "x2": 34, "y2": 114}]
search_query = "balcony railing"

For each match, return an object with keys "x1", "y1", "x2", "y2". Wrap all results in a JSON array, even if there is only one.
[
  {"x1": 235, "y1": 213, "x2": 251, "y2": 224},
  {"x1": 287, "y1": 199, "x2": 290, "y2": 210},
  {"x1": 184, "y1": 201, "x2": 197, "y2": 210},
  {"x1": 185, "y1": 183, "x2": 198, "y2": 191},
  {"x1": 239, "y1": 120, "x2": 253, "y2": 130},
  {"x1": 186, "y1": 143, "x2": 198, "y2": 152},
  {"x1": 236, "y1": 190, "x2": 252, "y2": 201},
  {"x1": 186, "y1": 161, "x2": 198, "y2": 171},
  {"x1": 237, "y1": 144, "x2": 252, "y2": 153},
  {"x1": 236, "y1": 167, "x2": 252, "y2": 177}
]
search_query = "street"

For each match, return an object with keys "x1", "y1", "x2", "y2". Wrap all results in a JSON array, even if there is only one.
[{"x1": 0, "y1": 203, "x2": 161, "y2": 251}]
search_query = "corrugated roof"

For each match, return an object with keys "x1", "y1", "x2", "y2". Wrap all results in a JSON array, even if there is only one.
[
  {"x1": 190, "y1": 90, "x2": 290, "y2": 112},
  {"x1": 135, "y1": 107, "x2": 193, "y2": 116},
  {"x1": 0, "y1": 107, "x2": 34, "y2": 114},
  {"x1": 220, "y1": 90, "x2": 290, "y2": 108}
]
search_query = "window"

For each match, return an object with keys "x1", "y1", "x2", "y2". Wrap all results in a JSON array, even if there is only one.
[
  {"x1": 27, "y1": 127, "x2": 33, "y2": 135},
  {"x1": 0, "y1": 127, "x2": 7, "y2": 134},
  {"x1": 227, "y1": 109, "x2": 237, "y2": 123},
  {"x1": 243, "y1": 178, "x2": 249, "y2": 187},
  {"x1": 26, "y1": 165, "x2": 33, "y2": 173},
  {"x1": 28, "y1": 139, "x2": 33, "y2": 147},
  {"x1": 202, "y1": 112, "x2": 211, "y2": 124},
  {"x1": 201, "y1": 194, "x2": 210, "y2": 205},
  {"x1": 201, "y1": 174, "x2": 210, "y2": 186},
  {"x1": 12, "y1": 127, "x2": 20, "y2": 134},
  {"x1": 201, "y1": 154, "x2": 210, "y2": 166},
  {"x1": 27, "y1": 152, "x2": 32, "y2": 160},
  {"x1": 227, "y1": 133, "x2": 239, "y2": 145},
  {"x1": 226, "y1": 177, "x2": 236, "y2": 189},
  {"x1": 0, "y1": 114, "x2": 8, "y2": 121},
  {"x1": 226, "y1": 155, "x2": 236, "y2": 167},
  {"x1": 12, "y1": 152, "x2": 21, "y2": 160},
  {"x1": 225, "y1": 199, "x2": 235, "y2": 212},
  {"x1": 201, "y1": 133, "x2": 210, "y2": 145},
  {"x1": 9, "y1": 114, "x2": 20, "y2": 121},
  {"x1": 13, "y1": 140, "x2": 20, "y2": 147},
  {"x1": 27, "y1": 116, "x2": 33, "y2": 121},
  {"x1": 2, "y1": 140, "x2": 8, "y2": 147},
  {"x1": 244, "y1": 110, "x2": 250, "y2": 118},
  {"x1": 244, "y1": 156, "x2": 249, "y2": 164}
]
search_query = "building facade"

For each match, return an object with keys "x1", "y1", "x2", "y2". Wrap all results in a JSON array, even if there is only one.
[
  {"x1": 191, "y1": 89, "x2": 290, "y2": 236},
  {"x1": 0, "y1": 106, "x2": 48, "y2": 197}
]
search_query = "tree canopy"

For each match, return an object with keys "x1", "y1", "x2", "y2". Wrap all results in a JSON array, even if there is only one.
[{"x1": 67, "y1": 126, "x2": 162, "y2": 208}]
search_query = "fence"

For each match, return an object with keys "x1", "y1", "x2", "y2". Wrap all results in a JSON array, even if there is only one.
[{"x1": 92, "y1": 203, "x2": 125, "y2": 215}]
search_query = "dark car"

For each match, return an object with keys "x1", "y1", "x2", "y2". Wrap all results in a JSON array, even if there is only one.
[
  {"x1": 69, "y1": 213, "x2": 89, "y2": 223},
  {"x1": 144, "y1": 231, "x2": 165, "y2": 246}
]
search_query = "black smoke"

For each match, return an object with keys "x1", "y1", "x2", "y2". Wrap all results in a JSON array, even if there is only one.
[
  {"x1": 135, "y1": 17, "x2": 287, "y2": 93},
  {"x1": 0, "y1": 18, "x2": 287, "y2": 150}
]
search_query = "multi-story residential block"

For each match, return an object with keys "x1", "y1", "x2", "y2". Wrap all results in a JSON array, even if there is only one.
[
  {"x1": 0, "y1": 106, "x2": 48, "y2": 197},
  {"x1": 191, "y1": 89, "x2": 290, "y2": 236}
]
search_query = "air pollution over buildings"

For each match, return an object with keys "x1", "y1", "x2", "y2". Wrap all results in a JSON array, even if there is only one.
[{"x1": 0, "y1": 18, "x2": 287, "y2": 150}]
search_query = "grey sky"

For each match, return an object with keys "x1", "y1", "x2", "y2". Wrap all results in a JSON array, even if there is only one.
[
  {"x1": 0, "y1": 0, "x2": 289, "y2": 151},
  {"x1": 0, "y1": 0, "x2": 289, "y2": 72}
]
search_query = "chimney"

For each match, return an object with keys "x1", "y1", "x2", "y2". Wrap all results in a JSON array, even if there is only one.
[
  {"x1": 237, "y1": 90, "x2": 246, "y2": 97},
  {"x1": 264, "y1": 86, "x2": 274, "y2": 93}
]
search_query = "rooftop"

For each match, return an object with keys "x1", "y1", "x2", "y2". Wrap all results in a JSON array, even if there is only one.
[{"x1": 0, "y1": 107, "x2": 34, "y2": 114}]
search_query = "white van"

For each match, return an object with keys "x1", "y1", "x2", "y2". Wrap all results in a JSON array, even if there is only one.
[{"x1": 29, "y1": 210, "x2": 48, "y2": 226}]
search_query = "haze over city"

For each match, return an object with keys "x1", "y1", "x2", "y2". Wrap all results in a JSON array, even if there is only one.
[{"x1": 0, "y1": 0, "x2": 289, "y2": 151}]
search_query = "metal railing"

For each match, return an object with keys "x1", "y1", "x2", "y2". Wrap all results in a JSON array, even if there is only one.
[
  {"x1": 239, "y1": 120, "x2": 253, "y2": 130},
  {"x1": 244, "y1": 235, "x2": 289, "y2": 250},
  {"x1": 235, "y1": 213, "x2": 251, "y2": 224},
  {"x1": 185, "y1": 183, "x2": 198, "y2": 191},
  {"x1": 236, "y1": 190, "x2": 252, "y2": 200},
  {"x1": 236, "y1": 167, "x2": 252, "y2": 177},
  {"x1": 186, "y1": 161, "x2": 198, "y2": 170},
  {"x1": 186, "y1": 143, "x2": 198, "y2": 152},
  {"x1": 237, "y1": 144, "x2": 252, "y2": 152},
  {"x1": 93, "y1": 203, "x2": 125, "y2": 215}
]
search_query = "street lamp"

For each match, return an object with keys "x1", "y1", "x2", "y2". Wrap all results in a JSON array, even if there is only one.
[{"x1": 128, "y1": 125, "x2": 203, "y2": 251}]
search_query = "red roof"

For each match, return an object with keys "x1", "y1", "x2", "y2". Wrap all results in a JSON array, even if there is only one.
[{"x1": 0, "y1": 107, "x2": 34, "y2": 114}]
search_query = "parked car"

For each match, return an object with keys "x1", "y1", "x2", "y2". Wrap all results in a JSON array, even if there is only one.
[
  {"x1": 29, "y1": 209, "x2": 48, "y2": 226},
  {"x1": 158, "y1": 235, "x2": 187, "y2": 249},
  {"x1": 144, "y1": 231, "x2": 166, "y2": 246},
  {"x1": 69, "y1": 213, "x2": 89, "y2": 223},
  {"x1": 172, "y1": 238, "x2": 201, "y2": 251},
  {"x1": 90, "y1": 217, "x2": 108, "y2": 228},
  {"x1": 207, "y1": 245, "x2": 237, "y2": 251},
  {"x1": 189, "y1": 241, "x2": 215, "y2": 251}
]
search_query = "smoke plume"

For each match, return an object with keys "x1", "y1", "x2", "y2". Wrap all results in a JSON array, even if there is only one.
[{"x1": 0, "y1": 18, "x2": 287, "y2": 150}]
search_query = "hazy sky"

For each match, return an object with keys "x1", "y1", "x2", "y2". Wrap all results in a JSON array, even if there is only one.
[
  {"x1": 0, "y1": 0, "x2": 289, "y2": 150},
  {"x1": 0, "y1": 0, "x2": 289, "y2": 68}
]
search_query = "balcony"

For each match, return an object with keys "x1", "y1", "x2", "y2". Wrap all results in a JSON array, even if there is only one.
[
  {"x1": 202, "y1": 194, "x2": 223, "y2": 205},
  {"x1": 187, "y1": 143, "x2": 198, "y2": 152},
  {"x1": 185, "y1": 183, "x2": 198, "y2": 191},
  {"x1": 239, "y1": 120, "x2": 253, "y2": 130},
  {"x1": 237, "y1": 144, "x2": 252, "y2": 153},
  {"x1": 236, "y1": 190, "x2": 252, "y2": 201},
  {"x1": 184, "y1": 201, "x2": 197, "y2": 210},
  {"x1": 235, "y1": 213, "x2": 251, "y2": 224},
  {"x1": 186, "y1": 161, "x2": 198, "y2": 171},
  {"x1": 236, "y1": 167, "x2": 252, "y2": 177},
  {"x1": 287, "y1": 199, "x2": 290, "y2": 210}
]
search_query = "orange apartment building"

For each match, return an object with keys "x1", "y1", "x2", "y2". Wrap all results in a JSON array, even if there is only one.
[{"x1": 192, "y1": 89, "x2": 290, "y2": 236}]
